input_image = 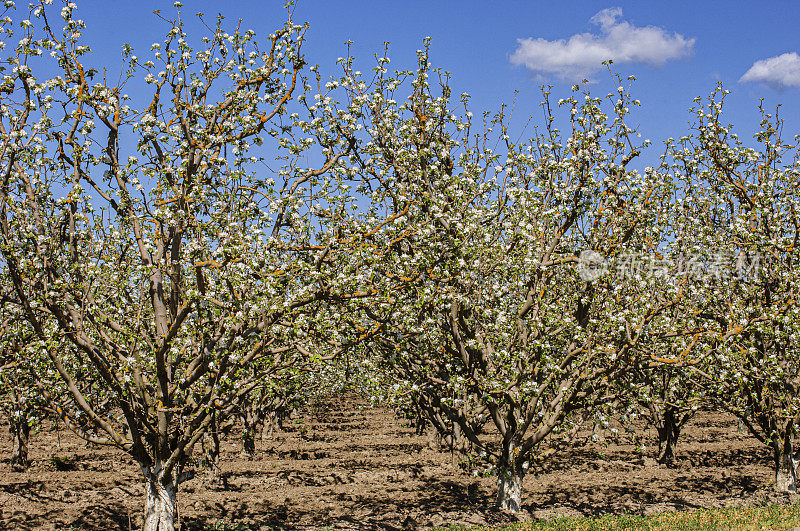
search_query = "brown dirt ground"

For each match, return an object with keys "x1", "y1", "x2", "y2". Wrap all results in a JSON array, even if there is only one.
[{"x1": 0, "y1": 393, "x2": 794, "y2": 530}]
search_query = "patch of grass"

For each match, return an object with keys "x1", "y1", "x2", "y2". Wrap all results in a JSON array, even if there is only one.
[{"x1": 439, "y1": 504, "x2": 800, "y2": 530}]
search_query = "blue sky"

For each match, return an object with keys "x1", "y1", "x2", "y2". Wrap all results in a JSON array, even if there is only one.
[{"x1": 71, "y1": 1, "x2": 800, "y2": 168}]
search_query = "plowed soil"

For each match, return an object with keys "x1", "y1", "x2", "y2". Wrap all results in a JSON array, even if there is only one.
[{"x1": 0, "y1": 393, "x2": 793, "y2": 529}]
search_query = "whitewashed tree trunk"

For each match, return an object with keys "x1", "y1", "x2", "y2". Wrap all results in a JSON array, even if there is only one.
[
  {"x1": 141, "y1": 462, "x2": 178, "y2": 531},
  {"x1": 496, "y1": 464, "x2": 524, "y2": 512},
  {"x1": 496, "y1": 440, "x2": 524, "y2": 512},
  {"x1": 774, "y1": 437, "x2": 799, "y2": 493}
]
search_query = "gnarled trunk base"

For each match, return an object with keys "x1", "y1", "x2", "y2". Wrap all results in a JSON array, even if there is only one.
[
  {"x1": 655, "y1": 405, "x2": 689, "y2": 467},
  {"x1": 774, "y1": 441, "x2": 799, "y2": 493},
  {"x1": 656, "y1": 423, "x2": 680, "y2": 466},
  {"x1": 496, "y1": 465, "x2": 524, "y2": 512},
  {"x1": 142, "y1": 466, "x2": 178, "y2": 531}
]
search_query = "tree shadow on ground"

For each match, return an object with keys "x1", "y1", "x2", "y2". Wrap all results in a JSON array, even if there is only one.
[
  {"x1": 0, "y1": 480, "x2": 61, "y2": 504},
  {"x1": 525, "y1": 484, "x2": 705, "y2": 517},
  {"x1": 178, "y1": 476, "x2": 517, "y2": 530},
  {"x1": 680, "y1": 447, "x2": 771, "y2": 468},
  {"x1": 182, "y1": 500, "x2": 294, "y2": 530},
  {"x1": 68, "y1": 502, "x2": 130, "y2": 530}
]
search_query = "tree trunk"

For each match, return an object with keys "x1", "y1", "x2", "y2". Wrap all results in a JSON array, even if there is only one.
[
  {"x1": 9, "y1": 411, "x2": 31, "y2": 471},
  {"x1": 199, "y1": 411, "x2": 228, "y2": 489},
  {"x1": 496, "y1": 463, "x2": 524, "y2": 512},
  {"x1": 774, "y1": 436, "x2": 799, "y2": 493},
  {"x1": 237, "y1": 393, "x2": 263, "y2": 457},
  {"x1": 496, "y1": 441, "x2": 524, "y2": 513},
  {"x1": 656, "y1": 407, "x2": 681, "y2": 466},
  {"x1": 450, "y1": 422, "x2": 464, "y2": 468},
  {"x1": 242, "y1": 428, "x2": 256, "y2": 457},
  {"x1": 426, "y1": 420, "x2": 442, "y2": 451},
  {"x1": 242, "y1": 411, "x2": 258, "y2": 457},
  {"x1": 264, "y1": 410, "x2": 277, "y2": 438},
  {"x1": 142, "y1": 463, "x2": 178, "y2": 531},
  {"x1": 204, "y1": 425, "x2": 224, "y2": 488},
  {"x1": 265, "y1": 406, "x2": 287, "y2": 438}
]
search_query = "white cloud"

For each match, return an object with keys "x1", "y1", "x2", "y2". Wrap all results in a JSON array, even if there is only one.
[
  {"x1": 740, "y1": 52, "x2": 800, "y2": 90},
  {"x1": 510, "y1": 7, "x2": 695, "y2": 80}
]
